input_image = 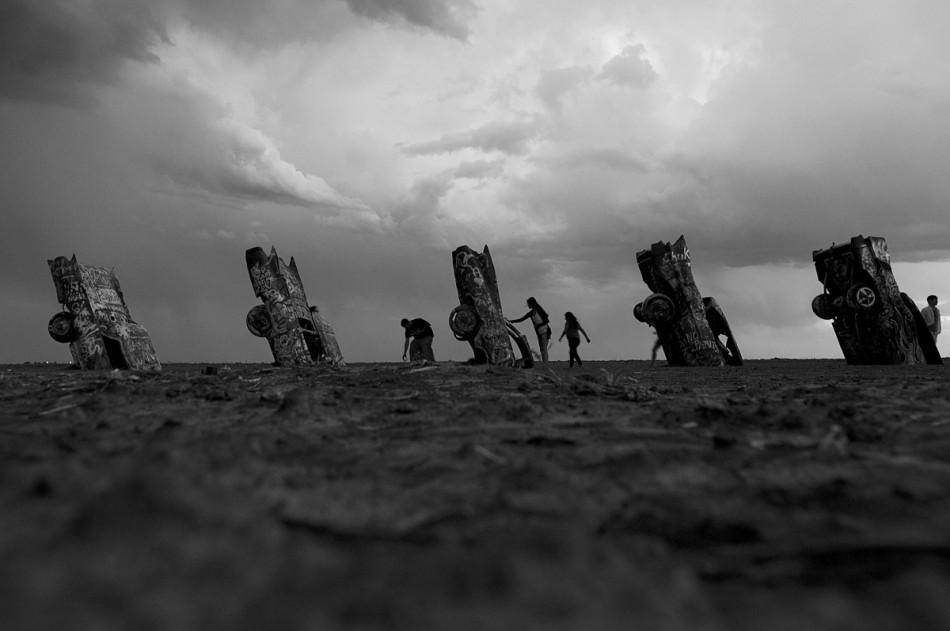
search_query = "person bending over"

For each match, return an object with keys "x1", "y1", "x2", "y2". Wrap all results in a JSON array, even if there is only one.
[{"x1": 401, "y1": 317, "x2": 435, "y2": 362}]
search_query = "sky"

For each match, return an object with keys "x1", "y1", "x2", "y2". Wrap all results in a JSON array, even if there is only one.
[{"x1": 2, "y1": 0, "x2": 949, "y2": 364}]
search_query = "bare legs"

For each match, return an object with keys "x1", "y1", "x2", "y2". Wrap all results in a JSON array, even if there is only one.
[{"x1": 537, "y1": 329, "x2": 550, "y2": 362}]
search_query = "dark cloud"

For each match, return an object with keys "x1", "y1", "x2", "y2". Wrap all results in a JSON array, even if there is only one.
[
  {"x1": 403, "y1": 120, "x2": 539, "y2": 156},
  {"x1": 110, "y1": 83, "x2": 367, "y2": 210},
  {"x1": 536, "y1": 66, "x2": 593, "y2": 110},
  {"x1": 0, "y1": 0, "x2": 474, "y2": 106},
  {"x1": 5, "y1": 1, "x2": 950, "y2": 365},
  {"x1": 498, "y1": 6, "x2": 950, "y2": 276},
  {"x1": 598, "y1": 44, "x2": 656, "y2": 88},
  {"x1": 175, "y1": 0, "x2": 476, "y2": 44},
  {"x1": 389, "y1": 172, "x2": 454, "y2": 245},
  {"x1": 454, "y1": 159, "x2": 505, "y2": 179},
  {"x1": 169, "y1": 0, "x2": 351, "y2": 49},
  {"x1": 532, "y1": 147, "x2": 651, "y2": 173},
  {"x1": 345, "y1": 0, "x2": 475, "y2": 40},
  {"x1": 0, "y1": 0, "x2": 167, "y2": 104},
  {"x1": 655, "y1": 10, "x2": 950, "y2": 268}
]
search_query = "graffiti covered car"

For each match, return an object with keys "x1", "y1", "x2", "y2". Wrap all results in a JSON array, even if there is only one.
[
  {"x1": 47, "y1": 255, "x2": 161, "y2": 371},
  {"x1": 811, "y1": 235, "x2": 940, "y2": 365},
  {"x1": 449, "y1": 245, "x2": 533, "y2": 368},
  {"x1": 245, "y1": 246, "x2": 344, "y2": 367},
  {"x1": 632, "y1": 236, "x2": 742, "y2": 366}
]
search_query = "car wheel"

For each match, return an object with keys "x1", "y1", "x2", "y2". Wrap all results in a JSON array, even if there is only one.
[
  {"x1": 641, "y1": 293, "x2": 676, "y2": 326},
  {"x1": 449, "y1": 304, "x2": 480, "y2": 341},
  {"x1": 811, "y1": 294, "x2": 837, "y2": 320},
  {"x1": 48, "y1": 312, "x2": 78, "y2": 343},
  {"x1": 846, "y1": 283, "x2": 877, "y2": 310},
  {"x1": 633, "y1": 304, "x2": 645, "y2": 322},
  {"x1": 246, "y1": 305, "x2": 273, "y2": 337}
]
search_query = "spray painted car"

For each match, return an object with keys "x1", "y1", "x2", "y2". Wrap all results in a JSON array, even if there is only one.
[
  {"x1": 47, "y1": 255, "x2": 161, "y2": 371},
  {"x1": 633, "y1": 236, "x2": 742, "y2": 367},
  {"x1": 811, "y1": 235, "x2": 941, "y2": 365},
  {"x1": 245, "y1": 246, "x2": 344, "y2": 367},
  {"x1": 449, "y1": 245, "x2": 533, "y2": 368}
]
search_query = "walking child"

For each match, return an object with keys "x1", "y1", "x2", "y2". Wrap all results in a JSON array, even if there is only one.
[{"x1": 558, "y1": 311, "x2": 590, "y2": 368}]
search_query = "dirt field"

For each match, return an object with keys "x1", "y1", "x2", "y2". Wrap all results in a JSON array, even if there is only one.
[{"x1": 2, "y1": 359, "x2": 950, "y2": 630}]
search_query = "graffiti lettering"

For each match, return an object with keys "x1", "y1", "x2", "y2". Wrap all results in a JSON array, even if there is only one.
[
  {"x1": 48, "y1": 255, "x2": 160, "y2": 370},
  {"x1": 246, "y1": 246, "x2": 345, "y2": 366}
]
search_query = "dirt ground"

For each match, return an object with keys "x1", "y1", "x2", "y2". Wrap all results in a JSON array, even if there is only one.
[{"x1": 2, "y1": 359, "x2": 950, "y2": 630}]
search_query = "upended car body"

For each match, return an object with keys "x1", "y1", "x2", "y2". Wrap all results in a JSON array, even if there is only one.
[
  {"x1": 812, "y1": 235, "x2": 941, "y2": 365},
  {"x1": 47, "y1": 255, "x2": 161, "y2": 371},
  {"x1": 633, "y1": 236, "x2": 742, "y2": 367},
  {"x1": 245, "y1": 246, "x2": 344, "y2": 367},
  {"x1": 449, "y1": 245, "x2": 533, "y2": 368}
]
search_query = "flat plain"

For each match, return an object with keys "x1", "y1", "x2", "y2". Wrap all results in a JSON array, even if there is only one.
[{"x1": 2, "y1": 359, "x2": 950, "y2": 630}]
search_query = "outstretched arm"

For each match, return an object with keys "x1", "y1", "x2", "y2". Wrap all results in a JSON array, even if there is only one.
[
  {"x1": 402, "y1": 337, "x2": 410, "y2": 359},
  {"x1": 579, "y1": 325, "x2": 590, "y2": 343},
  {"x1": 510, "y1": 311, "x2": 531, "y2": 323}
]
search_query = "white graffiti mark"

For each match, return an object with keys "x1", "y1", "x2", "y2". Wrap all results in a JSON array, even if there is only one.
[
  {"x1": 248, "y1": 247, "x2": 345, "y2": 366},
  {"x1": 48, "y1": 256, "x2": 160, "y2": 370},
  {"x1": 452, "y1": 246, "x2": 515, "y2": 365}
]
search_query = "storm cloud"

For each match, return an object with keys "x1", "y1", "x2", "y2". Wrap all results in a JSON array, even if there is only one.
[
  {"x1": 0, "y1": 0, "x2": 167, "y2": 104},
  {"x1": 345, "y1": 0, "x2": 475, "y2": 40},
  {"x1": 402, "y1": 120, "x2": 540, "y2": 156},
  {"x1": 2, "y1": 0, "x2": 948, "y2": 365}
]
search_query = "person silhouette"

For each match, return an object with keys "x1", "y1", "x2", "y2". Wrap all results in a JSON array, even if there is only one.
[
  {"x1": 558, "y1": 311, "x2": 590, "y2": 368},
  {"x1": 401, "y1": 317, "x2": 435, "y2": 362},
  {"x1": 650, "y1": 331, "x2": 662, "y2": 366},
  {"x1": 510, "y1": 297, "x2": 551, "y2": 362},
  {"x1": 921, "y1": 295, "x2": 941, "y2": 342}
]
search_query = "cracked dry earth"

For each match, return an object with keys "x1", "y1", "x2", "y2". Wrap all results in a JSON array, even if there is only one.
[{"x1": 2, "y1": 360, "x2": 950, "y2": 630}]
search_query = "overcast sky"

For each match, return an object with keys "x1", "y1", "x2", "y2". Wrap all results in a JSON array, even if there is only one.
[{"x1": 2, "y1": 0, "x2": 948, "y2": 364}]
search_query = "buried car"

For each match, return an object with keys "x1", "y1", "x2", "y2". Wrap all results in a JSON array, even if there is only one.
[
  {"x1": 47, "y1": 255, "x2": 161, "y2": 371},
  {"x1": 449, "y1": 245, "x2": 533, "y2": 368},
  {"x1": 245, "y1": 246, "x2": 344, "y2": 367},
  {"x1": 633, "y1": 236, "x2": 742, "y2": 367},
  {"x1": 811, "y1": 235, "x2": 941, "y2": 365}
]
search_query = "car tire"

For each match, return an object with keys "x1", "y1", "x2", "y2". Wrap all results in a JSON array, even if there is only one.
[
  {"x1": 811, "y1": 294, "x2": 837, "y2": 320},
  {"x1": 846, "y1": 283, "x2": 877, "y2": 311},
  {"x1": 48, "y1": 312, "x2": 78, "y2": 343},
  {"x1": 633, "y1": 304, "x2": 645, "y2": 322},
  {"x1": 641, "y1": 293, "x2": 676, "y2": 326},
  {"x1": 449, "y1": 304, "x2": 481, "y2": 341},
  {"x1": 246, "y1": 305, "x2": 273, "y2": 337}
]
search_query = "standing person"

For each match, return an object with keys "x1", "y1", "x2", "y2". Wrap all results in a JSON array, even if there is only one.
[
  {"x1": 510, "y1": 297, "x2": 551, "y2": 362},
  {"x1": 650, "y1": 332, "x2": 662, "y2": 366},
  {"x1": 401, "y1": 317, "x2": 435, "y2": 362},
  {"x1": 921, "y1": 295, "x2": 941, "y2": 342},
  {"x1": 558, "y1": 311, "x2": 591, "y2": 368}
]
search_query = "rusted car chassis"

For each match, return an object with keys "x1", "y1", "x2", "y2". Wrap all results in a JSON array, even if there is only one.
[
  {"x1": 245, "y1": 246, "x2": 344, "y2": 367},
  {"x1": 47, "y1": 255, "x2": 161, "y2": 371},
  {"x1": 633, "y1": 236, "x2": 742, "y2": 367},
  {"x1": 449, "y1": 245, "x2": 533, "y2": 368},
  {"x1": 811, "y1": 235, "x2": 940, "y2": 365}
]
